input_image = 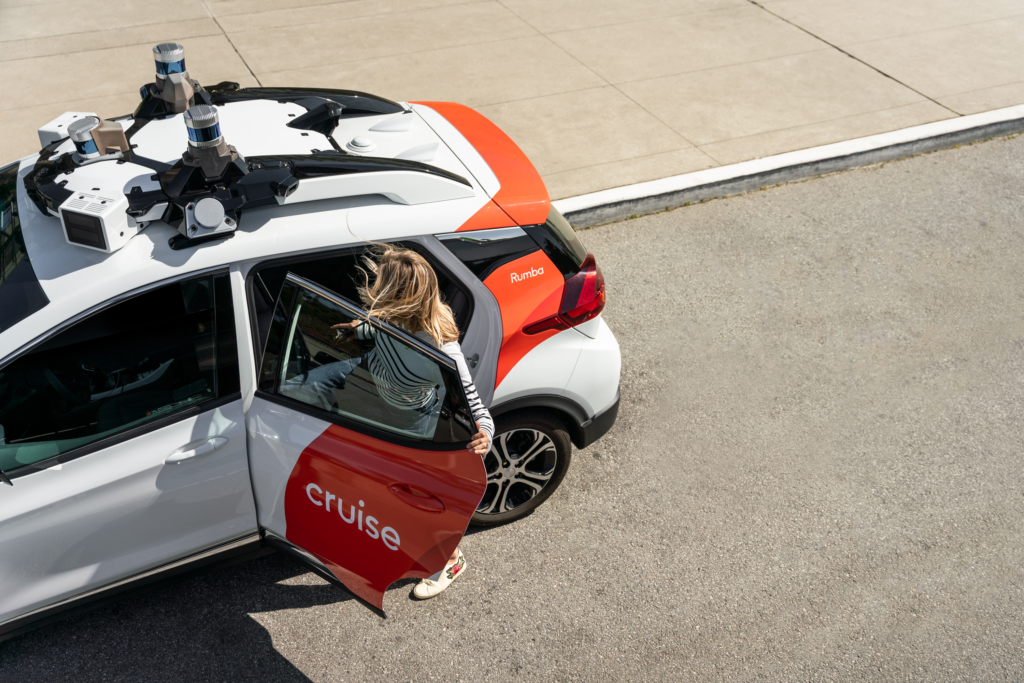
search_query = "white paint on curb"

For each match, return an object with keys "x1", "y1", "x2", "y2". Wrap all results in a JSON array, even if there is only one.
[{"x1": 553, "y1": 103, "x2": 1024, "y2": 216}]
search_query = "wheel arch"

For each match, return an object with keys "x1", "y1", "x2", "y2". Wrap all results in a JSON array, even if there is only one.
[{"x1": 489, "y1": 394, "x2": 587, "y2": 448}]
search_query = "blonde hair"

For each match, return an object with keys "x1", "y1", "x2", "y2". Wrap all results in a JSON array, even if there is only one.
[{"x1": 357, "y1": 244, "x2": 460, "y2": 345}]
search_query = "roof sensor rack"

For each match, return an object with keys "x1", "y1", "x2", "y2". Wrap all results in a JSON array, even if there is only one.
[
  {"x1": 24, "y1": 40, "x2": 482, "y2": 254},
  {"x1": 161, "y1": 104, "x2": 250, "y2": 247}
]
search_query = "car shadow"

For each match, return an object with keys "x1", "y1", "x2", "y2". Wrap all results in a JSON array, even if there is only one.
[
  {"x1": 0, "y1": 553, "x2": 346, "y2": 683},
  {"x1": 463, "y1": 515, "x2": 531, "y2": 535},
  {"x1": 0, "y1": 522, "x2": 505, "y2": 681}
]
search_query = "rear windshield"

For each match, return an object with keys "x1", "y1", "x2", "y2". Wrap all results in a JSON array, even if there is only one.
[
  {"x1": 543, "y1": 207, "x2": 588, "y2": 266},
  {"x1": 521, "y1": 207, "x2": 590, "y2": 277},
  {"x1": 0, "y1": 161, "x2": 48, "y2": 333}
]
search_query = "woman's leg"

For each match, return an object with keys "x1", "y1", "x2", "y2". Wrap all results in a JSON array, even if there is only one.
[
  {"x1": 282, "y1": 357, "x2": 361, "y2": 409},
  {"x1": 304, "y1": 356, "x2": 361, "y2": 390}
]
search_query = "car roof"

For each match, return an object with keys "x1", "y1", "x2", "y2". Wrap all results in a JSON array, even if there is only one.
[
  {"x1": 4, "y1": 102, "x2": 501, "y2": 358},
  {"x1": 3, "y1": 94, "x2": 555, "y2": 359}
]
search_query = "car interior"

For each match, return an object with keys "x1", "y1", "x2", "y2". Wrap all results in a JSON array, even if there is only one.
[
  {"x1": 275, "y1": 288, "x2": 449, "y2": 440},
  {"x1": 249, "y1": 244, "x2": 473, "y2": 360},
  {"x1": 0, "y1": 277, "x2": 220, "y2": 472}
]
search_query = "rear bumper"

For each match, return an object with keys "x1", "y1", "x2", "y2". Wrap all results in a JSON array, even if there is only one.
[
  {"x1": 561, "y1": 317, "x2": 620, "y2": 417},
  {"x1": 578, "y1": 388, "x2": 620, "y2": 449}
]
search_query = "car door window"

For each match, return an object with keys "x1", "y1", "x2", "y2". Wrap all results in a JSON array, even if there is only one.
[
  {"x1": 250, "y1": 244, "x2": 473, "y2": 355},
  {"x1": 259, "y1": 275, "x2": 474, "y2": 444},
  {"x1": 0, "y1": 273, "x2": 238, "y2": 474}
]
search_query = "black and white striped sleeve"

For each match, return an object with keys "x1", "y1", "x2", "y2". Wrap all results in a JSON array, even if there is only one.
[
  {"x1": 355, "y1": 320, "x2": 375, "y2": 342},
  {"x1": 442, "y1": 341, "x2": 494, "y2": 444}
]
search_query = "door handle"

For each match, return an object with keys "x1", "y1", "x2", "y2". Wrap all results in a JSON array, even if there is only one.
[
  {"x1": 166, "y1": 437, "x2": 228, "y2": 464},
  {"x1": 388, "y1": 483, "x2": 446, "y2": 513},
  {"x1": 466, "y1": 353, "x2": 479, "y2": 369}
]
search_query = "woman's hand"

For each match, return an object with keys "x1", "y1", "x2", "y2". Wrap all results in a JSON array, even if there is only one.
[
  {"x1": 468, "y1": 422, "x2": 490, "y2": 456},
  {"x1": 331, "y1": 321, "x2": 359, "y2": 339}
]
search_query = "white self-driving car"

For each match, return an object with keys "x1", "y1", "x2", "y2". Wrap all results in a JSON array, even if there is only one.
[{"x1": 0, "y1": 43, "x2": 620, "y2": 636}]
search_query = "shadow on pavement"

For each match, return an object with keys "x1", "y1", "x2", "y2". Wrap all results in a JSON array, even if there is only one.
[
  {"x1": 463, "y1": 515, "x2": 531, "y2": 536},
  {"x1": 0, "y1": 553, "x2": 345, "y2": 683},
  {"x1": 1, "y1": 524, "x2": 504, "y2": 681}
]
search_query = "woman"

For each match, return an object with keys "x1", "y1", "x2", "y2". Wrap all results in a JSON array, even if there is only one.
[{"x1": 332, "y1": 245, "x2": 493, "y2": 600}]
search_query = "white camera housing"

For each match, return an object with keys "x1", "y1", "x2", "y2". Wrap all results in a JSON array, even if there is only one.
[
  {"x1": 38, "y1": 111, "x2": 98, "y2": 148},
  {"x1": 59, "y1": 192, "x2": 133, "y2": 253},
  {"x1": 54, "y1": 159, "x2": 166, "y2": 253}
]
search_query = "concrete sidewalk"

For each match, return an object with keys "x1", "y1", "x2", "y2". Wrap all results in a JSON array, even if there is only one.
[{"x1": 2, "y1": 0, "x2": 1022, "y2": 200}]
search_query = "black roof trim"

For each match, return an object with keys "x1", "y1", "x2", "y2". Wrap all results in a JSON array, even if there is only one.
[
  {"x1": 208, "y1": 87, "x2": 404, "y2": 117},
  {"x1": 247, "y1": 152, "x2": 471, "y2": 187}
]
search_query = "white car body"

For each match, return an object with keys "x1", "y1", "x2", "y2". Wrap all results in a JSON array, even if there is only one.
[{"x1": 0, "y1": 73, "x2": 619, "y2": 637}]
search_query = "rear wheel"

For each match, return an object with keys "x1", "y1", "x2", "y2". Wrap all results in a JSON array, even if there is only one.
[{"x1": 470, "y1": 411, "x2": 572, "y2": 527}]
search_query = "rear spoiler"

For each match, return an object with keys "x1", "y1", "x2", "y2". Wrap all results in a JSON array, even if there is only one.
[{"x1": 411, "y1": 102, "x2": 550, "y2": 231}]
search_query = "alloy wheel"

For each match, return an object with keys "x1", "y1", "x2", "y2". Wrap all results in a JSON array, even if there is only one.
[{"x1": 476, "y1": 428, "x2": 558, "y2": 516}]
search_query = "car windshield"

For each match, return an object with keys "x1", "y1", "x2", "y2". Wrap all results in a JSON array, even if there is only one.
[{"x1": 0, "y1": 160, "x2": 48, "y2": 333}]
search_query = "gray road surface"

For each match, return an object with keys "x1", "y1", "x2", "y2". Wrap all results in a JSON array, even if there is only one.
[{"x1": 3, "y1": 136, "x2": 1024, "y2": 682}]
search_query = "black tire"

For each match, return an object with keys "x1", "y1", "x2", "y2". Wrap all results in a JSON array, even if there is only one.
[{"x1": 470, "y1": 410, "x2": 572, "y2": 527}]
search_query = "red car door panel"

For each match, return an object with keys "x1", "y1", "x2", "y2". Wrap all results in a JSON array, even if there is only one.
[
  {"x1": 248, "y1": 274, "x2": 486, "y2": 612},
  {"x1": 283, "y1": 423, "x2": 485, "y2": 609}
]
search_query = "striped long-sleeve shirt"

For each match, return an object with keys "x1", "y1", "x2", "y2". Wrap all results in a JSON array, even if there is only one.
[{"x1": 357, "y1": 323, "x2": 494, "y2": 442}]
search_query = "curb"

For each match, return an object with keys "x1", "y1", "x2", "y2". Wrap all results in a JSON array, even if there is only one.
[{"x1": 553, "y1": 104, "x2": 1024, "y2": 229}]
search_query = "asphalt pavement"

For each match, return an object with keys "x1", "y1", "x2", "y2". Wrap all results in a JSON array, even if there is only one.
[{"x1": 3, "y1": 135, "x2": 1024, "y2": 682}]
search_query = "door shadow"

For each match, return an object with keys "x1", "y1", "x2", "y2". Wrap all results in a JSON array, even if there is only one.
[
  {"x1": 463, "y1": 515, "x2": 531, "y2": 536},
  {"x1": 0, "y1": 553, "x2": 348, "y2": 683}
]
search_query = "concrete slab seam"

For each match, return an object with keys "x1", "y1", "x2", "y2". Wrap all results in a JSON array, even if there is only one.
[{"x1": 553, "y1": 104, "x2": 1024, "y2": 229}]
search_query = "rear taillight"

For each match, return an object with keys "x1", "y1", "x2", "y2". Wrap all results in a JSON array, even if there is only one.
[{"x1": 524, "y1": 254, "x2": 605, "y2": 335}]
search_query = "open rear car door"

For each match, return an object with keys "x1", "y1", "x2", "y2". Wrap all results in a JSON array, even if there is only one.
[{"x1": 246, "y1": 274, "x2": 486, "y2": 613}]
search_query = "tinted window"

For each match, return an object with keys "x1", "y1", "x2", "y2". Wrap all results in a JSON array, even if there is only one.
[
  {"x1": 523, "y1": 207, "x2": 589, "y2": 276},
  {"x1": 0, "y1": 161, "x2": 49, "y2": 332},
  {"x1": 262, "y1": 278, "x2": 473, "y2": 444},
  {"x1": 543, "y1": 207, "x2": 588, "y2": 264},
  {"x1": 437, "y1": 227, "x2": 538, "y2": 280},
  {"x1": 0, "y1": 273, "x2": 238, "y2": 473}
]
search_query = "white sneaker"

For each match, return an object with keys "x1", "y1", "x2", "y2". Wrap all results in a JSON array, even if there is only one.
[{"x1": 413, "y1": 549, "x2": 466, "y2": 599}]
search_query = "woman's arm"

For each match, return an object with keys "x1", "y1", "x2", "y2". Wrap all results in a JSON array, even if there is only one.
[
  {"x1": 332, "y1": 320, "x2": 376, "y2": 338},
  {"x1": 442, "y1": 342, "x2": 494, "y2": 455}
]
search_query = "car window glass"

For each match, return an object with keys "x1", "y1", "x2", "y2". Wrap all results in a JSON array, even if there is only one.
[
  {"x1": 522, "y1": 207, "x2": 589, "y2": 276},
  {"x1": 214, "y1": 275, "x2": 240, "y2": 395},
  {"x1": 0, "y1": 273, "x2": 237, "y2": 473},
  {"x1": 542, "y1": 207, "x2": 588, "y2": 265},
  {"x1": 264, "y1": 280, "x2": 473, "y2": 443},
  {"x1": 0, "y1": 161, "x2": 49, "y2": 333},
  {"x1": 437, "y1": 227, "x2": 538, "y2": 281}
]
